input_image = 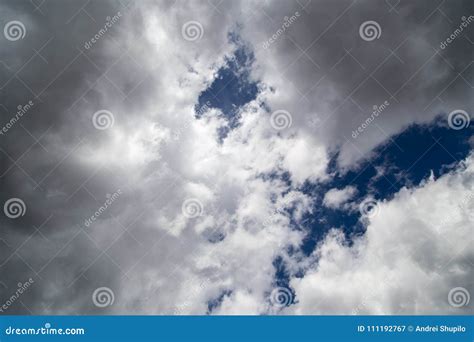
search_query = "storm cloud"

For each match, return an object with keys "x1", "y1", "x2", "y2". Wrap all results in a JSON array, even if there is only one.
[{"x1": 0, "y1": 0, "x2": 472, "y2": 314}]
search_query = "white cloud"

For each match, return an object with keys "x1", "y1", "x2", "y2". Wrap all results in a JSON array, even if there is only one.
[
  {"x1": 287, "y1": 154, "x2": 474, "y2": 314},
  {"x1": 323, "y1": 186, "x2": 357, "y2": 209},
  {"x1": 238, "y1": 1, "x2": 473, "y2": 169},
  {"x1": 1, "y1": 0, "x2": 472, "y2": 316}
]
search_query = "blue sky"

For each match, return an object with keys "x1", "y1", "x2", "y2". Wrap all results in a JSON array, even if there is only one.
[
  {"x1": 0, "y1": 0, "x2": 472, "y2": 315},
  {"x1": 196, "y1": 41, "x2": 473, "y2": 311}
]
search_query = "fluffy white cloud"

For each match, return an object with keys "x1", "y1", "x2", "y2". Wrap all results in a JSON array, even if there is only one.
[
  {"x1": 287, "y1": 154, "x2": 474, "y2": 314},
  {"x1": 323, "y1": 186, "x2": 357, "y2": 209},
  {"x1": 1, "y1": 0, "x2": 471, "y2": 316}
]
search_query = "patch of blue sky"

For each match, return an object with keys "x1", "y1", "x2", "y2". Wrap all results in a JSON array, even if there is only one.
[
  {"x1": 196, "y1": 35, "x2": 259, "y2": 141},
  {"x1": 207, "y1": 290, "x2": 233, "y2": 314},
  {"x1": 270, "y1": 117, "x2": 473, "y2": 293},
  {"x1": 299, "y1": 117, "x2": 473, "y2": 256}
]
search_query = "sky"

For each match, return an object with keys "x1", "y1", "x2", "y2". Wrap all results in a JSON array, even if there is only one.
[{"x1": 0, "y1": 0, "x2": 473, "y2": 315}]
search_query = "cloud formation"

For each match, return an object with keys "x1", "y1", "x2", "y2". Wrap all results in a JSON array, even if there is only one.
[
  {"x1": 290, "y1": 154, "x2": 474, "y2": 314},
  {"x1": 0, "y1": 0, "x2": 472, "y2": 315}
]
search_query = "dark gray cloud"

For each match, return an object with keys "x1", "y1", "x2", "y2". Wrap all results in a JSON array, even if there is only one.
[
  {"x1": 242, "y1": 0, "x2": 473, "y2": 166},
  {"x1": 0, "y1": 0, "x2": 472, "y2": 314}
]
